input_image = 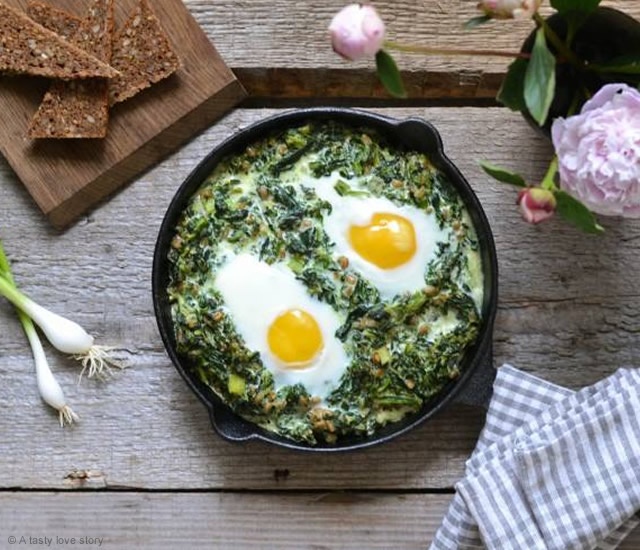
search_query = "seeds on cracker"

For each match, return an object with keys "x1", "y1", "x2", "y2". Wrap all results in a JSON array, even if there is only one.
[
  {"x1": 2, "y1": 0, "x2": 181, "y2": 139},
  {"x1": 28, "y1": 0, "x2": 114, "y2": 139},
  {"x1": 28, "y1": 0, "x2": 181, "y2": 107},
  {"x1": 108, "y1": 0, "x2": 181, "y2": 105},
  {"x1": 0, "y1": 1, "x2": 118, "y2": 80},
  {"x1": 26, "y1": 0, "x2": 81, "y2": 40}
]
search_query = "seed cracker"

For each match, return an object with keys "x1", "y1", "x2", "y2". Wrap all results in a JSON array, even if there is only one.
[
  {"x1": 108, "y1": 0, "x2": 181, "y2": 105},
  {"x1": 26, "y1": 0, "x2": 81, "y2": 41},
  {"x1": 0, "y1": 1, "x2": 117, "y2": 80},
  {"x1": 28, "y1": 0, "x2": 115, "y2": 139}
]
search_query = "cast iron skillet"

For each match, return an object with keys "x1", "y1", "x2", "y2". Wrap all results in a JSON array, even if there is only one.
[{"x1": 152, "y1": 108, "x2": 499, "y2": 452}]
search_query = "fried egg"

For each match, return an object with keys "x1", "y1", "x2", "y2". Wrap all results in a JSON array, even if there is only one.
[
  {"x1": 312, "y1": 172, "x2": 448, "y2": 299},
  {"x1": 214, "y1": 253, "x2": 349, "y2": 399}
]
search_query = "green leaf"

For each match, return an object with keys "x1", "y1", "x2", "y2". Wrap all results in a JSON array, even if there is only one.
[
  {"x1": 479, "y1": 161, "x2": 527, "y2": 187},
  {"x1": 464, "y1": 15, "x2": 492, "y2": 29},
  {"x1": 334, "y1": 179, "x2": 369, "y2": 197},
  {"x1": 550, "y1": 0, "x2": 601, "y2": 14},
  {"x1": 497, "y1": 57, "x2": 528, "y2": 112},
  {"x1": 375, "y1": 50, "x2": 406, "y2": 98},
  {"x1": 554, "y1": 190, "x2": 604, "y2": 234},
  {"x1": 524, "y1": 28, "x2": 556, "y2": 126}
]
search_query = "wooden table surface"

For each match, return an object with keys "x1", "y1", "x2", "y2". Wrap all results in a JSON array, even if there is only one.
[{"x1": 1, "y1": 1, "x2": 639, "y2": 548}]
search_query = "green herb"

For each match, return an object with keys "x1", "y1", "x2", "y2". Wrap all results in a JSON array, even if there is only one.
[{"x1": 167, "y1": 121, "x2": 484, "y2": 444}]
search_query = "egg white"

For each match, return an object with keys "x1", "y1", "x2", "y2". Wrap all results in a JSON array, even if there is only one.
[
  {"x1": 214, "y1": 253, "x2": 349, "y2": 399},
  {"x1": 310, "y1": 172, "x2": 449, "y2": 299}
]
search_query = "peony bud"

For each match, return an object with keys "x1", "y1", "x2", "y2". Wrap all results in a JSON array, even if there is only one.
[
  {"x1": 329, "y1": 4, "x2": 385, "y2": 61},
  {"x1": 517, "y1": 188, "x2": 557, "y2": 224},
  {"x1": 477, "y1": 0, "x2": 541, "y2": 19}
]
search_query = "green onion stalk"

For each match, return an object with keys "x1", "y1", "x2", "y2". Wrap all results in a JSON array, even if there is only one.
[{"x1": 0, "y1": 239, "x2": 124, "y2": 424}]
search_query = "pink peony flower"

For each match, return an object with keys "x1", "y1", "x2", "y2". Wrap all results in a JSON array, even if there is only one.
[
  {"x1": 517, "y1": 187, "x2": 556, "y2": 224},
  {"x1": 477, "y1": 0, "x2": 541, "y2": 19},
  {"x1": 329, "y1": 4, "x2": 385, "y2": 61},
  {"x1": 552, "y1": 84, "x2": 640, "y2": 218}
]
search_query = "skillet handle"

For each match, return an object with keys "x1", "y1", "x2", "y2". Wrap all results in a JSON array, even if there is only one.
[
  {"x1": 454, "y1": 343, "x2": 495, "y2": 410},
  {"x1": 209, "y1": 405, "x2": 259, "y2": 443}
]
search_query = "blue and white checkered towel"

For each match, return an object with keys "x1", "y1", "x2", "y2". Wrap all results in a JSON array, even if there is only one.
[{"x1": 431, "y1": 365, "x2": 640, "y2": 550}]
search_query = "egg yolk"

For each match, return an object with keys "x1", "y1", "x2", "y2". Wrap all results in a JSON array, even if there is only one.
[
  {"x1": 267, "y1": 309, "x2": 324, "y2": 368},
  {"x1": 349, "y1": 212, "x2": 417, "y2": 269}
]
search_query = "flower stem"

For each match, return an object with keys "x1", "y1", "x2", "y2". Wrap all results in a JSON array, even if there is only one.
[
  {"x1": 565, "y1": 17, "x2": 578, "y2": 49},
  {"x1": 533, "y1": 13, "x2": 583, "y2": 69},
  {"x1": 383, "y1": 40, "x2": 526, "y2": 59},
  {"x1": 587, "y1": 63, "x2": 640, "y2": 75},
  {"x1": 541, "y1": 156, "x2": 559, "y2": 191}
]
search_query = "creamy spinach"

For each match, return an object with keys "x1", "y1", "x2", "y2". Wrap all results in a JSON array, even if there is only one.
[{"x1": 167, "y1": 121, "x2": 484, "y2": 445}]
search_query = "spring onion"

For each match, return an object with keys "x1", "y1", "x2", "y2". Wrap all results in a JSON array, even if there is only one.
[
  {"x1": 0, "y1": 244, "x2": 78, "y2": 425},
  {"x1": 21, "y1": 311, "x2": 79, "y2": 426},
  {"x1": 0, "y1": 276, "x2": 93, "y2": 353},
  {"x1": 0, "y1": 240, "x2": 123, "y2": 381}
]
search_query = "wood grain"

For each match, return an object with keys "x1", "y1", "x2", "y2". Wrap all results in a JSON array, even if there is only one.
[
  {"x1": 0, "y1": 492, "x2": 474, "y2": 549},
  {"x1": 187, "y1": 0, "x2": 640, "y2": 99},
  {"x1": 0, "y1": 492, "x2": 638, "y2": 548},
  {"x1": 1, "y1": 106, "x2": 639, "y2": 546},
  {"x1": 1, "y1": 107, "x2": 639, "y2": 493},
  {"x1": 2, "y1": 0, "x2": 639, "y2": 542},
  {"x1": 0, "y1": 0, "x2": 246, "y2": 229}
]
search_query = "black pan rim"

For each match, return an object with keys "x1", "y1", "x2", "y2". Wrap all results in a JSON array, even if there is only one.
[{"x1": 152, "y1": 107, "x2": 498, "y2": 452}]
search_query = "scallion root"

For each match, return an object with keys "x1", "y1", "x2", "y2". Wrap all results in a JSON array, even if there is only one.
[
  {"x1": 75, "y1": 345, "x2": 126, "y2": 382},
  {"x1": 59, "y1": 405, "x2": 80, "y2": 427}
]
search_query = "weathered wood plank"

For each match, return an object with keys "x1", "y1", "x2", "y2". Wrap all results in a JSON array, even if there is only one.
[
  {"x1": 0, "y1": 492, "x2": 445, "y2": 549},
  {"x1": 1, "y1": 354, "x2": 483, "y2": 489},
  {"x1": 1, "y1": 108, "x2": 639, "y2": 490},
  {"x1": 185, "y1": 0, "x2": 640, "y2": 98},
  {"x1": 0, "y1": 492, "x2": 638, "y2": 549}
]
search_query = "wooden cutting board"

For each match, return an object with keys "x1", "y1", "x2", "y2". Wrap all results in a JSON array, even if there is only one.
[{"x1": 0, "y1": 0, "x2": 247, "y2": 229}]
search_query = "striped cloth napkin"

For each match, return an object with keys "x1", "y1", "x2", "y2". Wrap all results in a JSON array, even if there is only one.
[{"x1": 431, "y1": 365, "x2": 640, "y2": 550}]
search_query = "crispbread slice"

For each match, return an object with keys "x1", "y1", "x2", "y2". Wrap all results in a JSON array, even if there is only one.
[
  {"x1": 108, "y1": 0, "x2": 180, "y2": 105},
  {"x1": 0, "y1": 1, "x2": 117, "y2": 80},
  {"x1": 26, "y1": 0, "x2": 81, "y2": 40},
  {"x1": 28, "y1": 0, "x2": 114, "y2": 139},
  {"x1": 28, "y1": 79, "x2": 110, "y2": 138},
  {"x1": 26, "y1": 0, "x2": 181, "y2": 107}
]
